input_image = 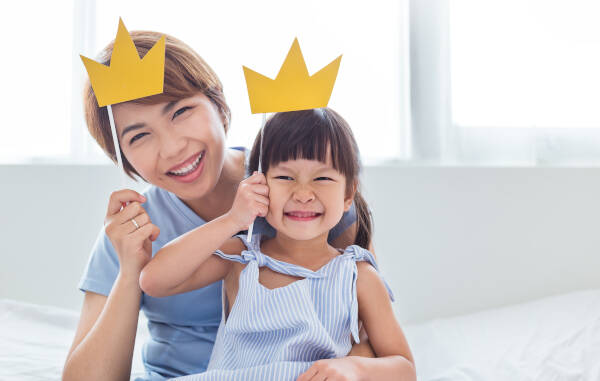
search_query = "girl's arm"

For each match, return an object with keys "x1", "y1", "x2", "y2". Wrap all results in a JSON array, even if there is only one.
[
  {"x1": 297, "y1": 262, "x2": 416, "y2": 381},
  {"x1": 139, "y1": 215, "x2": 246, "y2": 296},
  {"x1": 351, "y1": 262, "x2": 416, "y2": 380},
  {"x1": 140, "y1": 172, "x2": 269, "y2": 297}
]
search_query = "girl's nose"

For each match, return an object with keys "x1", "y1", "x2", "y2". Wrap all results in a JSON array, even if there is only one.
[{"x1": 293, "y1": 186, "x2": 315, "y2": 203}]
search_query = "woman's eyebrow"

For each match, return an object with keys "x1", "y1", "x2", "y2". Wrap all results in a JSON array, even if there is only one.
[
  {"x1": 120, "y1": 101, "x2": 179, "y2": 138},
  {"x1": 161, "y1": 100, "x2": 178, "y2": 115}
]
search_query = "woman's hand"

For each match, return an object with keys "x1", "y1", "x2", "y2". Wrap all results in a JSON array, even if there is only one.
[
  {"x1": 104, "y1": 189, "x2": 160, "y2": 277},
  {"x1": 225, "y1": 171, "x2": 269, "y2": 231},
  {"x1": 297, "y1": 357, "x2": 364, "y2": 381}
]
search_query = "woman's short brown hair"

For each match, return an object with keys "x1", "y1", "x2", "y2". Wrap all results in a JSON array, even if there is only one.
[{"x1": 83, "y1": 31, "x2": 231, "y2": 180}]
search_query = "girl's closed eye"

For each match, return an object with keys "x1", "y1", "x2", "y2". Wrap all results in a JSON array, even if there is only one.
[
  {"x1": 315, "y1": 176, "x2": 334, "y2": 181},
  {"x1": 275, "y1": 175, "x2": 294, "y2": 180},
  {"x1": 130, "y1": 132, "x2": 149, "y2": 145}
]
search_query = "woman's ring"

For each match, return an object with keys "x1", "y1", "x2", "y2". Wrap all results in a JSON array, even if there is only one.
[{"x1": 131, "y1": 218, "x2": 140, "y2": 229}]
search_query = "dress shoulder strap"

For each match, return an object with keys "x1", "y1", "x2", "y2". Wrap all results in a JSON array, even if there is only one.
[{"x1": 342, "y1": 245, "x2": 395, "y2": 344}]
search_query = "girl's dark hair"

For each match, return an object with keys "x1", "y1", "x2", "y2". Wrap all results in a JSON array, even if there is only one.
[{"x1": 248, "y1": 108, "x2": 372, "y2": 248}]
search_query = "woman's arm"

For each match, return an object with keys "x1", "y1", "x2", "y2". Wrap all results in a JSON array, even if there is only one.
[
  {"x1": 64, "y1": 189, "x2": 159, "y2": 381},
  {"x1": 63, "y1": 278, "x2": 142, "y2": 381}
]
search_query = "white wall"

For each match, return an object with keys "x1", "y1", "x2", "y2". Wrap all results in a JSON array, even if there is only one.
[{"x1": 2, "y1": 164, "x2": 599, "y2": 323}]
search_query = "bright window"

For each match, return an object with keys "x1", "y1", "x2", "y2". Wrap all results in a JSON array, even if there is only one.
[
  {"x1": 450, "y1": 0, "x2": 600, "y2": 129},
  {"x1": 1, "y1": 0, "x2": 409, "y2": 164}
]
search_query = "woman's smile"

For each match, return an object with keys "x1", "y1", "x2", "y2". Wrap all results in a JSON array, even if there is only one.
[{"x1": 165, "y1": 150, "x2": 205, "y2": 183}]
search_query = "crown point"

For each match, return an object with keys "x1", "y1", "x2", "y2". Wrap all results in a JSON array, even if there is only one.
[
  {"x1": 243, "y1": 38, "x2": 342, "y2": 114},
  {"x1": 80, "y1": 18, "x2": 165, "y2": 107}
]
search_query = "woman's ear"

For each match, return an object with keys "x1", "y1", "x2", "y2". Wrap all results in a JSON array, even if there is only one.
[{"x1": 344, "y1": 181, "x2": 357, "y2": 212}]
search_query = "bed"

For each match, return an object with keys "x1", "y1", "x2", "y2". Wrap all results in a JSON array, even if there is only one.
[{"x1": 2, "y1": 288, "x2": 598, "y2": 380}]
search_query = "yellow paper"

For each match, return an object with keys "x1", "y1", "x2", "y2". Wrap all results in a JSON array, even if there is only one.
[
  {"x1": 243, "y1": 38, "x2": 342, "y2": 114},
  {"x1": 80, "y1": 18, "x2": 165, "y2": 107}
]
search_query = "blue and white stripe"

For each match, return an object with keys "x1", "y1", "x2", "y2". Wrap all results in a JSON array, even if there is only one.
[{"x1": 170, "y1": 234, "x2": 393, "y2": 381}]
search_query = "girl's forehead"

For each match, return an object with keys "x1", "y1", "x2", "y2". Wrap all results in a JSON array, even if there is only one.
[{"x1": 270, "y1": 157, "x2": 334, "y2": 172}]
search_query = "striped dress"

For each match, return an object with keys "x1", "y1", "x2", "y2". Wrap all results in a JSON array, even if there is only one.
[{"x1": 170, "y1": 234, "x2": 393, "y2": 381}]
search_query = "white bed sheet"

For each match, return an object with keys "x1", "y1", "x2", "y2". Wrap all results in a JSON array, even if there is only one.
[
  {"x1": 406, "y1": 289, "x2": 600, "y2": 381},
  {"x1": 0, "y1": 298, "x2": 149, "y2": 380},
  {"x1": 1, "y1": 289, "x2": 599, "y2": 381}
]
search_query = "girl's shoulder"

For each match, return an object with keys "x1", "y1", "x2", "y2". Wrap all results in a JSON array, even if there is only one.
[
  {"x1": 340, "y1": 244, "x2": 377, "y2": 263},
  {"x1": 220, "y1": 236, "x2": 248, "y2": 255},
  {"x1": 343, "y1": 245, "x2": 395, "y2": 302}
]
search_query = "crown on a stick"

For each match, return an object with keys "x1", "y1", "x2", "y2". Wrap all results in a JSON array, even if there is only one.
[
  {"x1": 243, "y1": 38, "x2": 342, "y2": 114},
  {"x1": 80, "y1": 18, "x2": 165, "y2": 107}
]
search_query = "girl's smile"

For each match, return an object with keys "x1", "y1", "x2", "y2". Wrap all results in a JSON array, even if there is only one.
[{"x1": 284, "y1": 211, "x2": 323, "y2": 222}]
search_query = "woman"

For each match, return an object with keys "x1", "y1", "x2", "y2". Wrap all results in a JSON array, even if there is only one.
[{"x1": 63, "y1": 31, "x2": 371, "y2": 381}]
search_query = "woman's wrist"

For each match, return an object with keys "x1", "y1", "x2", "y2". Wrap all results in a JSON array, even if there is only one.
[{"x1": 116, "y1": 270, "x2": 142, "y2": 290}]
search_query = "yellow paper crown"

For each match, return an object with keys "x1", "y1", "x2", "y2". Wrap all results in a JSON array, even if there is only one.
[
  {"x1": 243, "y1": 38, "x2": 342, "y2": 114},
  {"x1": 80, "y1": 18, "x2": 165, "y2": 107}
]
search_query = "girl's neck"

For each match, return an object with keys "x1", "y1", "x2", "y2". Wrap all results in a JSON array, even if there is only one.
[
  {"x1": 261, "y1": 232, "x2": 340, "y2": 271},
  {"x1": 182, "y1": 148, "x2": 245, "y2": 222}
]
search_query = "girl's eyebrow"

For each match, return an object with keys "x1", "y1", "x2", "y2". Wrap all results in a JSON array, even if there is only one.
[{"x1": 121, "y1": 123, "x2": 145, "y2": 138}]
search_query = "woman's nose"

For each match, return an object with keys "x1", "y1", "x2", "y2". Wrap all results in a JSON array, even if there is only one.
[{"x1": 158, "y1": 132, "x2": 187, "y2": 159}]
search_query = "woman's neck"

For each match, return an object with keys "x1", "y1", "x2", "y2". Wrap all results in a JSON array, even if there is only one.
[
  {"x1": 182, "y1": 149, "x2": 245, "y2": 222},
  {"x1": 261, "y1": 232, "x2": 340, "y2": 271}
]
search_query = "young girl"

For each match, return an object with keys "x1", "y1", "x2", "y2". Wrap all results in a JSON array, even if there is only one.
[{"x1": 140, "y1": 108, "x2": 416, "y2": 380}]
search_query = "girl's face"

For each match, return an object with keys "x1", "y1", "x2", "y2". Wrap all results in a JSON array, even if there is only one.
[
  {"x1": 265, "y1": 152, "x2": 354, "y2": 242},
  {"x1": 112, "y1": 93, "x2": 227, "y2": 201}
]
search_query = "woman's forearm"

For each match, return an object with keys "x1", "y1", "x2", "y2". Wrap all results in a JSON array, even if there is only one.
[
  {"x1": 63, "y1": 273, "x2": 142, "y2": 381},
  {"x1": 141, "y1": 213, "x2": 239, "y2": 293},
  {"x1": 352, "y1": 355, "x2": 416, "y2": 381}
]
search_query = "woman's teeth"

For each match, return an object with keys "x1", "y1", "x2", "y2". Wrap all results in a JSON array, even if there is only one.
[{"x1": 168, "y1": 153, "x2": 203, "y2": 176}]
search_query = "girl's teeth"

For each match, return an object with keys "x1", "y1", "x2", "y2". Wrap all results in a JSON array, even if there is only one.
[
  {"x1": 170, "y1": 153, "x2": 202, "y2": 175},
  {"x1": 289, "y1": 212, "x2": 318, "y2": 217}
]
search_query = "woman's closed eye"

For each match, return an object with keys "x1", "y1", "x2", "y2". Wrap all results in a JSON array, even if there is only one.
[{"x1": 172, "y1": 106, "x2": 193, "y2": 120}]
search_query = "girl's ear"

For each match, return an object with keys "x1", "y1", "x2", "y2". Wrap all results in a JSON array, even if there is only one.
[{"x1": 344, "y1": 180, "x2": 357, "y2": 212}]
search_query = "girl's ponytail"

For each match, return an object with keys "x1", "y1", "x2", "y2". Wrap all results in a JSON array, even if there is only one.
[{"x1": 353, "y1": 189, "x2": 372, "y2": 249}]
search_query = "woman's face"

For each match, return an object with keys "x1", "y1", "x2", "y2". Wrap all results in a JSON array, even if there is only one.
[{"x1": 112, "y1": 93, "x2": 227, "y2": 201}]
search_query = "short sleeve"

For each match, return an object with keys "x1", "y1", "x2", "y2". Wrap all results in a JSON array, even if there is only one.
[
  {"x1": 78, "y1": 226, "x2": 120, "y2": 296},
  {"x1": 327, "y1": 202, "x2": 357, "y2": 242}
]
